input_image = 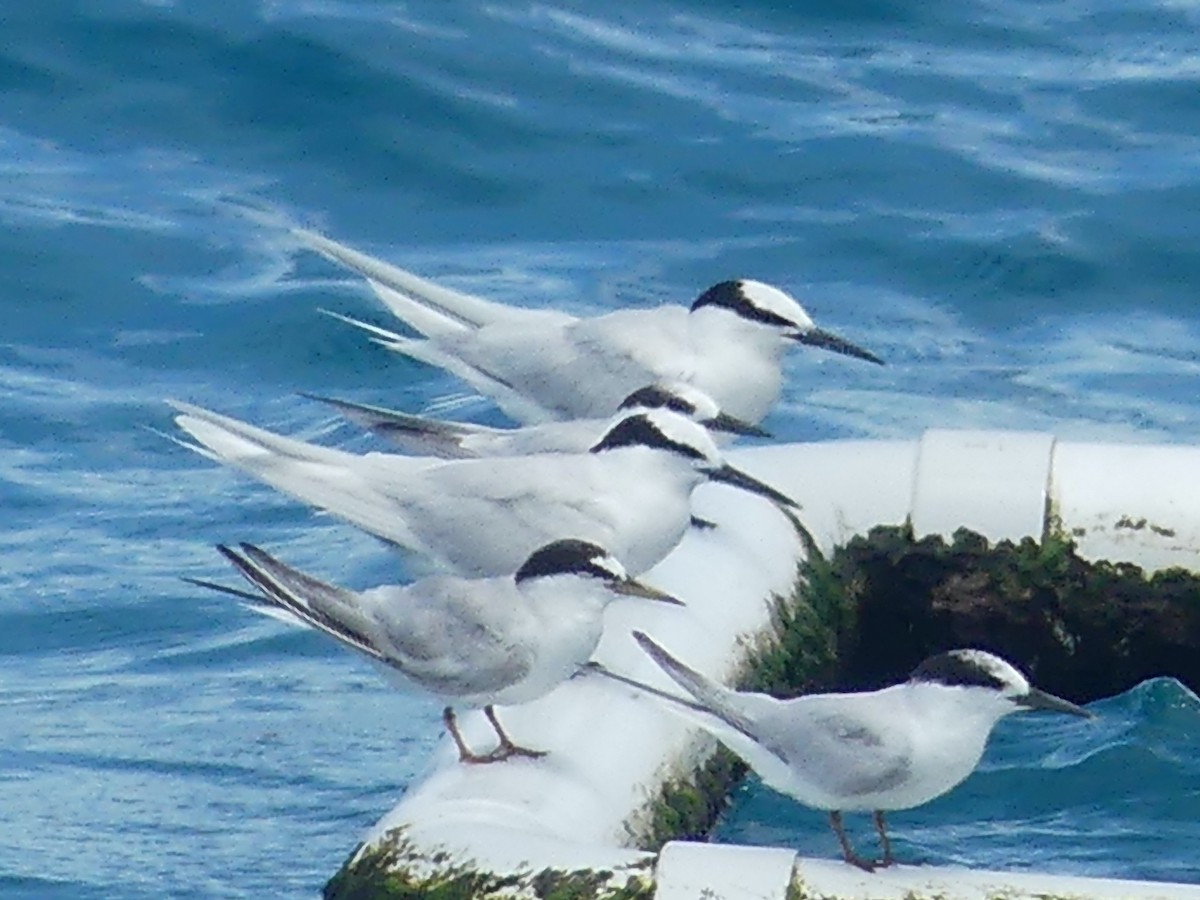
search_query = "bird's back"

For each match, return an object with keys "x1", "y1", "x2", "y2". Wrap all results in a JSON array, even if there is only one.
[
  {"x1": 428, "y1": 306, "x2": 694, "y2": 421},
  {"x1": 753, "y1": 684, "x2": 999, "y2": 812},
  {"x1": 388, "y1": 452, "x2": 627, "y2": 575},
  {"x1": 364, "y1": 577, "x2": 537, "y2": 705}
]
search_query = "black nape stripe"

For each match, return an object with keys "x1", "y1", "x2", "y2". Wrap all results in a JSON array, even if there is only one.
[
  {"x1": 619, "y1": 385, "x2": 698, "y2": 417},
  {"x1": 691, "y1": 281, "x2": 795, "y2": 329},
  {"x1": 515, "y1": 539, "x2": 614, "y2": 583},
  {"x1": 590, "y1": 414, "x2": 705, "y2": 460},
  {"x1": 909, "y1": 651, "x2": 1007, "y2": 690}
]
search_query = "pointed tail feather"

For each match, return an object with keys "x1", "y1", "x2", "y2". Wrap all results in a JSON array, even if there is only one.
[
  {"x1": 182, "y1": 576, "x2": 263, "y2": 603},
  {"x1": 217, "y1": 543, "x2": 385, "y2": 662},
  {"x1": 583, "y1": 661, "x2": 717, "y2": 718},
  {"x1": 631, "y1": 631, "x2": 757, "y2": 738},
  {"x1": 293, "y1": 228, "x2": 509, "y2": 333},
  {"x1": 168, "y1": 400, "x2": 350, "y2": 467},
  {"x1": 367, "y1": 278, "x2": 573, "y2": 338},
  {"x1": 183, "y1": 574, "x2": 307, "y2": 626},
  {"x1": 586, "y1": 657, "x2": 772, "y2": 771},
  {"x1": 167, "y1": 400, "x2": 423, "y2": 551},
  {"x1": 318, "y1": 308, "x2": 409, "y2": 344},
  {"x1": 321, "y1": 304, "x2": 558, "y2": 426},
  {"x1": 300, "y1": 392, "x2": 477, "y2": 459},
  {"x1": 364, "y1": 280, "x2": 476, "y2": 341}
]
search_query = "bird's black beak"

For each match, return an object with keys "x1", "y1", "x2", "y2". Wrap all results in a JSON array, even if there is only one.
[
  {"x1": 1017, "y1": 687, "x2": 1094, "y2": 718},
  {"x1": 794, "y1": 326, "x2": 885, "y2": 365},
  {"x1": 705, "y1": 463, "x2": 799, "y2": 509},
  {"x1": 703, "y1": 411, "x2": 772, "y2": 438},
  {"x1": 607, "y1": 577, "x2": 685, "y2": 605}
]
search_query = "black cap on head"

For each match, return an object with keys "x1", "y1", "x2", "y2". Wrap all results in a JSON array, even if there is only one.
[
  {"x1": 690, "y1": 280, "x2": 795, "y2": 329},
  {"x1": 590, "y1": 414, "x2": 705, "y2": 460},
  {"x1": 618, "y1": 385, "x2": 697, "y2": 417},
  {"x1": 909, "y1": 650, "x2": 1008, "y2": 691},
  {"x1": 515, "y1": 539, "x2": 620, "y2": 583}
]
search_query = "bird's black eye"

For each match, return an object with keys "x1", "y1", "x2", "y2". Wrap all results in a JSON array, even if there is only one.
[{"x1": 691, "y1": 281, "x2": 795, "y2": 329}]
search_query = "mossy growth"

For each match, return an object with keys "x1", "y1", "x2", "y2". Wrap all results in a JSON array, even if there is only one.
[
  {"x1": 834, "y1": 523, "x2": 1200, "y2": 700},
  {"x1": 324, "y1": 830, "x2": 654, "y2": 900},
  {"x1": 633, "y1": 746, "x2": 746, "y2": 852},
  {"x1": 743, "y1": 521, "x2": 857, "y2": 698}
]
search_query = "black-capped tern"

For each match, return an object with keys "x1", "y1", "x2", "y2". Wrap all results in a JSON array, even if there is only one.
[
  {"x1": 202, "y1": 540, "x2": 681, "y2": 763},
  {"x1": 295, "y1": 228, "x2": 883, "y2": 426},
  {"x1": 302, "y1": 380, "x2": 769, "y2": 459},
  {"x1": 599, "y1": 633, "x2": 1093, "y2": 870},
  {"x1": 167, "y1": 402, "x2": 798, "y2": 577}
]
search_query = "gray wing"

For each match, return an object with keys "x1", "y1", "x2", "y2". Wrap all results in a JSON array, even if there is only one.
[
  {"x1": 170, "y1": 401, "x2": 428, "y2": 552},
  {"x1": 632, "y1": 632, "x2": 912, "y2": 800},
  {"x1": 366, "y1": 578, "x2": 534, "y2": 698},
  {"x1": 748, "y1": 696, "x2": 913, "y2": 798},
  {"x1": 387, "y1": 454, "x2": 619, "y2": 576},
  {"x1": 430, "y1": 312, "x2": 675, "y2": 420}
]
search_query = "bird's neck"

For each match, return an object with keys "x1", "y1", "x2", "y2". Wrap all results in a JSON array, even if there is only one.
[
  {"x1": 521, "y1": 579, "x2": 609, "y2": 629},
  {"x1": 599, "y1": 446, "x2": 706, "y2": 489},
  {"x1": 904, "y1": 682, "x2": 1012, "y2": 736},
  {"x1": 689, "y1": 307, "x2": 790, "y2": 360}
]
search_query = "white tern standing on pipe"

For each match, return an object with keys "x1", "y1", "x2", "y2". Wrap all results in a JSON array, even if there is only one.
[
  {"x1": 294, "y1": 228, "x2": 883, "y2": 426},
  {"x1": 166, "y1": 402, "x2": 798, "y2": 577},
  {"x1": 597, "y1": 632, "x2": 1093, "y2": 870},
  {"x1": 200, "y1": 541, "x2": 682, "y2": 763},
  {"x1": 301, "y1": 381, "x2": 770, "y2": 460}
]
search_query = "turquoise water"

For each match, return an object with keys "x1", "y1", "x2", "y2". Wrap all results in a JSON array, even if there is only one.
[{"x1": 2, "y1": 0, "x2": 1199, "y2": 896}]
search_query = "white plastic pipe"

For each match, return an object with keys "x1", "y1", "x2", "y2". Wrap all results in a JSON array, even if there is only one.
[
  {"x1": 738, "y1": 428, "x2": 1200, "y2": 573},
  {"x1": 334, "y1": 429, "x2": 1200, "y2": 897}
]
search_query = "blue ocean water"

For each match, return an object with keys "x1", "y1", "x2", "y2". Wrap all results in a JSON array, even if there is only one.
[{"x1": 1, "y1": 0, "x2": 1199, "y2": 897}]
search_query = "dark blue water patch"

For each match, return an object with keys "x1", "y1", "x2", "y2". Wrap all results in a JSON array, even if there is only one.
[
  {"x1": 0, "y1": 875, "x2": 120, "y2": 900},
  {"x1": 1080, "y1": 78, "x2": 1200, "y2": 135}
]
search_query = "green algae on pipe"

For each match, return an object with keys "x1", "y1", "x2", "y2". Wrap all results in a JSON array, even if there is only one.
[{"x1": 324, "y1": 828, "x2": 655, "y2": 900}]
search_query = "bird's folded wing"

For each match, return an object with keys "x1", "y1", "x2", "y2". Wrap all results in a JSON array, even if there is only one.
[
  {"x1": 571, "y1": 307, "x2": 695, "y2": 384},
  {"x1": 371, "y1": 579, "x2": 534, "y2": 697},
  {"x1": 170, "y1": 401, "x2": 427, "y2": 551},
  {"x1": 753, "y1": 698, "x2": 914, "y2": 799},
  {"x1": 359, "y1": 292, "x2": 567, "y2": 425},
  {"x1": 386, "y1": 455, "x2": 615, "y2": 571}
]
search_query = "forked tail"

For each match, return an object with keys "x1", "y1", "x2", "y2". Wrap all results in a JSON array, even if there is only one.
[
  {"x1": 301, "y1": 392, "x2": 477, "y2": 459},
  {"x1": 294, "y1": 227, "x2": 541, "y2": 335},
  {"x1": 216, "y1": 543, "x2": 385, "y2": 661}
]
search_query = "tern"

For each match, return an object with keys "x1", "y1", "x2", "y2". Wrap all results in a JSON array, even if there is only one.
[
  {"x1": 302, "y1": 381, "x2": 769, "y2": 460},
  {"x1": 295, "y1": 228, "x2": 883, "y2": 426},
  {"x1": 204, "y1": 540, "x2": 682, "y2": 762},
  {"x1": 598, "y1": 632, "x2": 1093, "y2": 870},
  {"x1": 167, "y1": 401, "x2": 797, "y2": 577}
]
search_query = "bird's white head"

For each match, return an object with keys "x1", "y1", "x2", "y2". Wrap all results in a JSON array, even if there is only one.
[
  {"x1": 616, "y1": 382, "x2": 771, "y2": 438},
  {"x1": 514, "y1": 539, "x2": 681, "y2": 604},
  {"x1": 590, "y1": 409, "x2": 799, "y2": 509},
  {"x1": 689, "y1": 279, "x2": 884, "y2": 365},
  {"x1": 908, "y1": 649, "x2": 1092, "y2": 719}
]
